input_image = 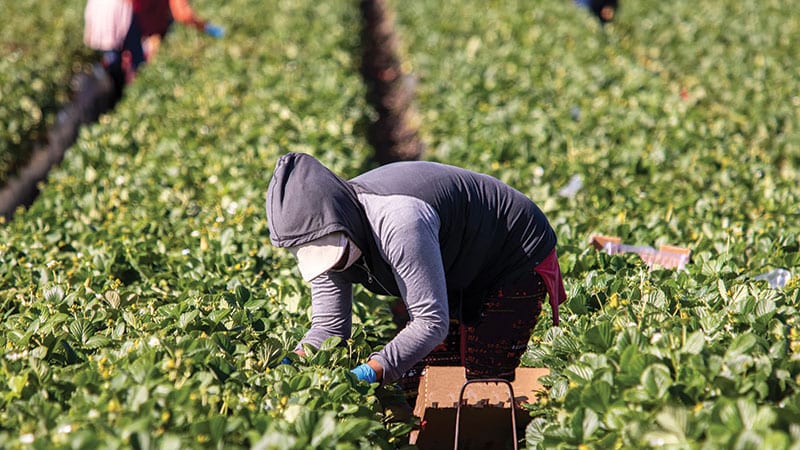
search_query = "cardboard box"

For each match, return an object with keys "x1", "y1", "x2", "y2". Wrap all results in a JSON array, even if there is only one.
[
  {"x1": 410, "y1": 366, "x2": 549, "y2": 449},
  {"x1": 590, "y1": 234, "x2": 691, "y2": 270}
]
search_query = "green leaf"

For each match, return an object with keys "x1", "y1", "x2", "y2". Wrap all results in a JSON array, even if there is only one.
[
  {"x1": 289, "y1": 374, "x2": 312, "y2": 391},
  {"x1": 43, "y1": 285, "x2": 65, "y2": 303},
  {"x1": 8, "y1": 373, "x2": 28, "y2": 397},
  {"x1": 85, "y1": 335, "x2": 111, "y2": 349},
  {"x1": 682, "y1": 331, "x2": 705, "y2": 355},
  {"x1": 582, "y1": 408, "x2": 600, "y2": 441},
  {"x1": 580, "y1": 380, "x2": 613, "y2": 414},
  {"x1": 319, "y1": 336, "x2": 342, "y2": 351},
  {"x1": 159, "y1": 434, "x2": 182, "y2": 450},
  {"x1": 104, "y1": 290, "x2": 121, "y2": 309},
  {"x1": 311, "y1": 412, "x2": 337, "y2": 447},
  {"x1": 583, "y1": 322, "x2": 615, "y2": 353},
  {"x1": 208, "y1": 415, "x2": 226, "y2": 444},
  {"x1": 654, "y1": 405, "x2": 688, "y2": 439},
  {"x1": 618, "y1": 345, "x2": 649, "y2": 386},
  {"x1": 563, "y1": 363, "x2": 594, "y2": 384},
  {"x1": 68, "y1": 319, "x2": 93, "y2": 346},
  {"x1": 179, "y1": 310, "x2": 199, "y2": 329},
  {"x1": 208, "y1": 309, "x2": 231, "y2": 325},
  {"x1": 525, "y1": 418, "x2": 547, "y2": 447},
  {"x1": 641, "y1": 364, "x2": 672, "y2": 399},
  {"x1": 725, "y1": 333, "x2": 757, "y2": 359}
]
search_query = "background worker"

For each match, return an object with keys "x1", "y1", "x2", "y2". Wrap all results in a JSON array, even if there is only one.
[
  {"x1": 84, "y1": 0, "x2": 223, "y2": 97},
  {"x1": 84, "y1": 0, "x2": 146, "y2": 97},
  {"x1": 266, "y1": 152, "x2": 566, "y2": 402}
]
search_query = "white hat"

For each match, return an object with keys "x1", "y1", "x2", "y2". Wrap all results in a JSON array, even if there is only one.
[{"x1": 289, "y1": 232, "x2": 347, "y2": 281}]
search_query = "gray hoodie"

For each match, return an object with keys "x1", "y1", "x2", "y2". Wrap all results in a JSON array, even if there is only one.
[{"x1": 266, "y1": 153, "x2": 556, "y2": 382}]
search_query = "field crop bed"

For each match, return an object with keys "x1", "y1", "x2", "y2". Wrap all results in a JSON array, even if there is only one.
[
  {"x1": 0, "y1": 0, "x2": 94, "y2": 186},
  {"x1": 393, "y1": 0, "x2": 800, "y2": 447},
  {"x1": 1, "y1": 0, "x2": 799, "y2": 448},
  {"x1": 1, "y1": 0, "x2": 402, "y2": 448}
]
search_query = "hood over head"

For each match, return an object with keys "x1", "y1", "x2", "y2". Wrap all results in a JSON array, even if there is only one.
[
  {"x1": 266, "y1": 152, "x2": 369, "y2": 252},
  {"x1": 266, "y1": 153, "x2": 399, "y2": 293}
]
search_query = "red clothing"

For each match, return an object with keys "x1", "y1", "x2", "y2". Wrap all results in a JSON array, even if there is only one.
[
  {"x1": 133, "y1": 0, "x2": 203, "y2": 37},
  {"x1": 533, "y1": 248, "x2": 568, "y2": 326},
  {"x1": 132, "y1": 0, "x2": 172, "y2": 37}
]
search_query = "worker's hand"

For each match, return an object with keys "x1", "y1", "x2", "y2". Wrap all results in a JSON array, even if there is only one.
[
  {"x1": 204, "y1": 22, "x2": 225, "y2": 38},
  {"x1": 350, "y1": 363, "x2": 378, "y2": 383}
]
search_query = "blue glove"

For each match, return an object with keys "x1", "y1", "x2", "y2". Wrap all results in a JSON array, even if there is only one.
[
  {"x1": 204, "y1": 23, "x2": 225, "y2": 38},
  {"x1": 351, "y1": 363, "x2": 377, "y2": 383}
]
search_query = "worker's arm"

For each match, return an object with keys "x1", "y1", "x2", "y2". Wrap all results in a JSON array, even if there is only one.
[
  {"x1": 168, "y1": 0, "x2": 205, "y2": 30},
  {"x1": 169, "y1": 0, "x2": 223, "y2": 37},
  {"x1": 295, "y1": 273, "x2": 353, "y2": 353},
  {"x1": 359, "y1": 193, "x2": 450, "y2": 384}
]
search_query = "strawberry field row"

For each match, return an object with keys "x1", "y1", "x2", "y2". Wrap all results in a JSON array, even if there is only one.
[
  {"x1": 391, "y1": 0, "x2": 800, "y2": 447},
  {"x1": 1, "y1": 0, "x2": 404, "y2": 448},
  {"x1": 1, "y1": 0, "x2": 799, "y2": 448}
]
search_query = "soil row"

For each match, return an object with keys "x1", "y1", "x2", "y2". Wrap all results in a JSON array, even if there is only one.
[
  {"x1": 0, "y1": 66, "x2": 118, "y2": 220},
  {"x1": 359, "y1": 0, "x2": 425, "y2": 164}
]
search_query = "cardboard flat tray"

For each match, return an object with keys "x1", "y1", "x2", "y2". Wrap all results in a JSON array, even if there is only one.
[
  {"x1": 410, "y1": 366, "x2": 549, "y2": 449},
  {"x1": 590, "y1": 234, "x2": 691, "y2": 270}
]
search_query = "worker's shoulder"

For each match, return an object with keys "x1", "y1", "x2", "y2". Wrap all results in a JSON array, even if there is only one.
[{"x1": 357, "y1": 192, "x2": 439, "y2": 229}]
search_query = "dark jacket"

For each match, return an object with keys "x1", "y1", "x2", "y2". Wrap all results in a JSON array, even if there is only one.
[{"x1": 266, "y1": 152, "x2": 556, "y2": 323}]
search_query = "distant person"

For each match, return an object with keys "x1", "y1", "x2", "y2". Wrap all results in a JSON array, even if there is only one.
[
  {"x1": 84, "y1": 0, "x2": 145, "y2": 97},
  {"x1": 266, "y1": 153, "x2": 567, "y2": 403},
  {"x1": 84, "y1": 0, "x2": 223, "y2": 96},
  {"x1": 575, "y1": 0, "x2": 618, "y2": 24}
]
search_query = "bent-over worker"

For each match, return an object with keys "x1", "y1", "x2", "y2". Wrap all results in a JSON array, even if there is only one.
[{"x1": 265, "y1": 152, "x2": 566, "y2": 398}]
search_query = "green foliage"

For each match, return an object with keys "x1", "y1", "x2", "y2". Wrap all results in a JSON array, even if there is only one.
[
  {"x1": 0, "y1": 0, "x2": 399, "y2": 448},
  {"x1": 0, "y1": 0, "x2": 94, "y2": 184},
  {"x1": 1, "y1": 0, "x2": 799, "y2": 448},
  {"x1": 391, "y1": 0, "x2": 799, "y2": 447}
]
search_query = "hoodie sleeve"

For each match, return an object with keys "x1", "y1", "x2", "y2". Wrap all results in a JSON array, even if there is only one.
[
  {"x1": 297, "y1": 273, "x2": 353, "y2": 351},
  {"x1": 359, "y1": 193, "x2": 450, "y2": 383}
]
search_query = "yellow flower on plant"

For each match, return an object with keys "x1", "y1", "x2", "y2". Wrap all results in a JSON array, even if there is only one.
[{"x1": 107, "y1": 398, "x2": 121, "y2": 413}]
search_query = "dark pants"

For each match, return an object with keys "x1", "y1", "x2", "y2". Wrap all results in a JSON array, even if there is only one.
[
  {"x1": 395, "y1": 269, "x2": 546, "y2": 405},
  {"x1": 102, "y1": 18, "x2": 146, "y2": 99}
]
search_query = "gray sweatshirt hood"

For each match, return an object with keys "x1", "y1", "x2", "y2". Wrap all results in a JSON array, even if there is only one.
[
  {"x1": 266, "y1": 152, "x2": 363, "y2": 248},
  {"x1": 266, "y1": 152, "x2": 400, "y2": 295}
]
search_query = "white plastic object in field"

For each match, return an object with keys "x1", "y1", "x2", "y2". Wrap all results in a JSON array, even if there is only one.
[{"x1": 754, "y1": 268, "x2": 791, "y2": 289}]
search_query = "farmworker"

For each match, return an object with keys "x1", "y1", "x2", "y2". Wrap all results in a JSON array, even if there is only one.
[
  {"x1": 83, "y1": 0, "x2": 223, "y2": 97},
  {"x1": 574, "y1": 0, "x2": 619, "y2": 24},
  {"x1": 133, "y1": 0, "x2": 225, "y2": 59},
  {"x1": 265, "y1": 152, "x2": 567, "y2": 399},
  {"x1": 83, "y1": 0, "x2": 146, "y2": 97}
]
